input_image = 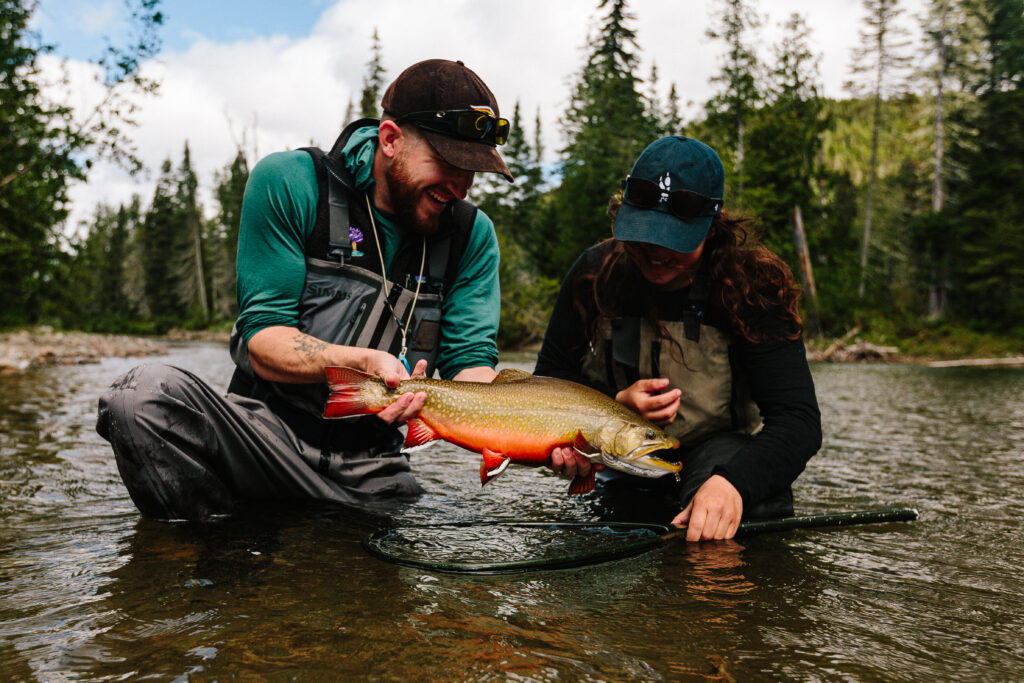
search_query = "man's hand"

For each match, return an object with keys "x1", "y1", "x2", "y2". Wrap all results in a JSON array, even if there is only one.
[
  {"x1": 672, "y1": 475, "x2": 743, "y2": 541},
  {"x1": 548, "y1": 446, "x2": 603, "y2": 480},
  {"x1": 616, "y1": 378, "x2": 681, "y2": 426},
  {"x1": 374, "y1": 357, "x2": 428, "y2": 425}
]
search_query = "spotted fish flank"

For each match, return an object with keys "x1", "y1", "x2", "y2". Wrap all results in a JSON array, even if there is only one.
[{"x1": 322, "y1": 366, "x2": 681, "y2": 494}]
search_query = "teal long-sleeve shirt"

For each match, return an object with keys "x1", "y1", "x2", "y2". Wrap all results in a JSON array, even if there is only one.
[{"x1": 234, "y1": 129, "x2": 500, "y2": 379}]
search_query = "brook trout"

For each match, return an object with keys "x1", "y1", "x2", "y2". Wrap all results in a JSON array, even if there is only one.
[{"x1": 323, "y1": 366, "x2": 681, "y2": 494}]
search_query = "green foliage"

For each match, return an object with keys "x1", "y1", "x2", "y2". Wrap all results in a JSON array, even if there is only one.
[
  {"x1": 0, "y1": 0, "x2": 80, "y2": 326},
  {"x1": 473, "y1": 102, "x2": 558, "y2": 349},
  {"x1": 10, "y1": 0, "x2": 1024, "y2": 353},
  {"x1": 943, "y1": 0, "x2": 1024, "y2": 331},
  {"x1": 745, "y1": 13, "x2": 825, "y2": 264},
  {"x1": 208, "y1": 150, "x2": 250, "y2": 319},
  {"x1": 546, "y1": 0, "x2": 658, "y2": 280},
  {"x1": 703, "y1": 0, "x2": 763, "y2": 202},
  {"x1": 0, "y1": 0, "x2": 161, "y2": 328}
]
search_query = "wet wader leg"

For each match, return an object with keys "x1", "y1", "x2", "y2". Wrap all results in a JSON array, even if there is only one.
[
  {"x1": 678, "y1": 433, "x2": 794, "y2": 519},
  {"x1": 96, "y1": 364, "x2": 418, "y2": 521}
]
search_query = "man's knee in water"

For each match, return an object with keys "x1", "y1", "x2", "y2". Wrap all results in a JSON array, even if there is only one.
[{"x1": 96, "y1": 364, "x2": 196, "y2": 442}]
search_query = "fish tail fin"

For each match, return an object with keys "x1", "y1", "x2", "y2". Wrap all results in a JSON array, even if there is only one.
[
  {"x1": 403, "y1": 418, "x2": 440, "y2": 451},
  {"x1": 480, "y1": 448, "x2": 510, "y2": 486},
  {"x1": 323, "y1": 366, "x2": 378, "y2": 418},
  {"x1": 567, "y1": 470, "x2": 596, "y2": 496}
]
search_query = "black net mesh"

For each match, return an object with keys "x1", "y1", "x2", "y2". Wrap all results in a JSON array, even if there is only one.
[{"x1": 362, "y1": 522, "x2": 674, "y2": 574}]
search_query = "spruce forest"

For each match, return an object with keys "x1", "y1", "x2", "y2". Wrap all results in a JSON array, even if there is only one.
[{"x1": 3, "y1": 0, "x2": 1023, "y2": 355}]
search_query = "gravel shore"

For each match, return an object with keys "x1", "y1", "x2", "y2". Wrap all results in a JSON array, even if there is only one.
[{"x1": 0, "y1": 328, "x2": 170, "y2": 373}]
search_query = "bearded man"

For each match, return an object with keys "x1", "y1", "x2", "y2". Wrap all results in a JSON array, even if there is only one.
[{"x1": 97, "y1": 60, "x2": 513, "y2": 521}]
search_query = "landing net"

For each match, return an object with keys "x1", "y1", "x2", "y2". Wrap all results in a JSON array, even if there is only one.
[
  {"x1": 362, "y1": 521, "x2": 672, "y2": 574},
  {"x1": 362, "y1": 508, "x2": 919, "y2": 574}
]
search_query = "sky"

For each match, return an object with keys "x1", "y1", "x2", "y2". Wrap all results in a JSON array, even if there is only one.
[{"x1": 30, "y1": 0, "x2": 926, "y2": 234}]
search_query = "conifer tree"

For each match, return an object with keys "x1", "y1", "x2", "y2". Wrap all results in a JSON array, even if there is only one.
[
  {"x1": 549, "y1": 0, "x2": 657, "y2": 279},
  {"x1": 746, "y1": 13, "x2": 825, "y2": 254},
  {"x1": 359, "y1": 28, "x2": 387, "y2": 119},
  {"x1": 945, "y1": 0, "x2": 1024, "y2": 329},
  {"x1": 209, "y1": 149, "x2": 249, "y2": 318},
  {"x1": 705, "y1": 0, "x2": 763, "y2": 203},
  {"x1": 916, "y1": 0, "x2": 984, "y2": 317},
  {"x1": 846, "y1": 0, "x2": 913, "y2": 297},
  {"x1": 473, "y1": 102, "x2": 555, "y2": 346},
  {"x1": 663, "y1": 83, "x2": 683, "y2": 136},
  {"x1": 177, "y1": 143, "x2": 208, "y2": 321},
  {"x1": 141, "y1": 159, "x2": 185, "y2": 321}
]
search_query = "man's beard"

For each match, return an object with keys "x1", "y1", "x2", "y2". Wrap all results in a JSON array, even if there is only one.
[{"x1": 384, "y1": 151, "x2": 442, "y2": 236}]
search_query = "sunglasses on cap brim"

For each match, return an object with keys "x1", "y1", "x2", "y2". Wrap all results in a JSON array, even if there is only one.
[
  {"x1": 395, "y1": 109, "x2": 511, "y2": 147},
  {"x1": 621, "y1": 176, "x2": 723, "y2": 221}
]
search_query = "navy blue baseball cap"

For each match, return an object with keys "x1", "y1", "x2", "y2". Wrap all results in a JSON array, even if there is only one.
[{"x1": 613, "y1": 136, "x2": 725, "y2": 254}]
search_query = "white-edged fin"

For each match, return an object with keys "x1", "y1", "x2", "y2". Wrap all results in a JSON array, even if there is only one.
[
  {"x1": 403, "y1": 418, "x2": 440, "y2": 452},
  {"x1": 480, "y1": 448, "x2": 511, "y2": 486}
]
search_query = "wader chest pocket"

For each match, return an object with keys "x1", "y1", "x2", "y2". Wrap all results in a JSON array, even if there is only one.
[{"x1": 412, "y1": 318, "x2": 440, "y2": 351}]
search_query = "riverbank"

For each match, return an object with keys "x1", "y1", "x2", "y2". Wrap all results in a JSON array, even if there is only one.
[
  {"x1": 1, "y1": 327, "x2": 1021, "y2": 374},
  {"x1": 0, "y1": 328, "x2": 228, "y2": 373}
]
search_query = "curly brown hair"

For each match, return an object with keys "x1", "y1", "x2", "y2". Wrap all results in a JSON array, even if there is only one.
[{"x1": 573, "y1": 193, "x2": 803, "y2": 353}]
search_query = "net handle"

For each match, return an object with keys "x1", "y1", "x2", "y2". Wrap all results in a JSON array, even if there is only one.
[{"x1": 662, "y1": 506, "x2": 920, "y2": 541}]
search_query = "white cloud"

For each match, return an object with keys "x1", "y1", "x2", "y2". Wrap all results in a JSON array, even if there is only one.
[{"x1": 54, "y1": 0, "x2": 926, "y2": 233}]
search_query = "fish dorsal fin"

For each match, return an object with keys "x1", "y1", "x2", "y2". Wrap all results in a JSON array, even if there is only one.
[
  {"x1": 572, "y1": 430, "x2": 598, "y2": 455},
  {"x1": 404, "y1": 419, "x2": 440, "y2": 451},
  {"x1": 492, "y1": 368, "x2": 533, "y2": 383}
]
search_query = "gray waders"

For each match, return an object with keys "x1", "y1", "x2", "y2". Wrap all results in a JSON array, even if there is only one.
[{"x1": 96, "y1": 364, "x2": 422, "y2": 521}]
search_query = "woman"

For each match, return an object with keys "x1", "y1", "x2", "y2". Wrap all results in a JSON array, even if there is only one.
[{"x1": 535, "y1": 136, "x2": 821, "y2": 541}]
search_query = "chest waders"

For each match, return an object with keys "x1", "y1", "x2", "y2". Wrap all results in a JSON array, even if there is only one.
[
  {"x1": 228, "y1": 118, "x2": 477, "y2": 452},
  {"x1": 579, "y1": 279, "x2": 762, "y2": 450}
]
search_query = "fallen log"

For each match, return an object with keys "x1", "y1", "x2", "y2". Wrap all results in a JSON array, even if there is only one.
[{"x1": 927, "y1": 356, "x2": 1024, "y2": 369}]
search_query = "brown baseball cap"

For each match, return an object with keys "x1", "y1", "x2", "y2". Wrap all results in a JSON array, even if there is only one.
[{"x1": 381, "y1": 59, "x2": 514, "y2": 183}]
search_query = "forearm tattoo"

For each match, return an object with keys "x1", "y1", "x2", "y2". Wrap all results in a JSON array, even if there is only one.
[{"x1": 291, "y1": 333, "x2": 327, "y2": 360}]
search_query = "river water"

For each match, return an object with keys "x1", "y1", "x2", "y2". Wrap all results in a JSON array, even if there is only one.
[{"x1": 1, "y1": 342, "x2": 1023, "y2": 680}]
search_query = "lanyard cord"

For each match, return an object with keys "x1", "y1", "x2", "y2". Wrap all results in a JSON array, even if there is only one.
[{"x1": 365, "y1": 193, "x2": 426, "y2": 373}]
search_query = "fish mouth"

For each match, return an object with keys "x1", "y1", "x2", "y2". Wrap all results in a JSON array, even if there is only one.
[
  {"x1": 602, "y1": 443, "x2": 682, "y2": 478},
  {"x1": 624, "y1": 441, "x2": 678, "y2": 461}
]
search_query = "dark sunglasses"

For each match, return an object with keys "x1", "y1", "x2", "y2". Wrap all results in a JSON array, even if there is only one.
[
  {"x1": 621, "y1": 176, "x2": 723, "y2": 220},
  {"x1": 395, "y1": 108, "x2": 511, "y2": 146}
]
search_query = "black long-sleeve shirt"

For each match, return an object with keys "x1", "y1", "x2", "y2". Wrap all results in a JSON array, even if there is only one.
[{"x1": 534, "y1": 245, "x2": 822, "y2": 506}]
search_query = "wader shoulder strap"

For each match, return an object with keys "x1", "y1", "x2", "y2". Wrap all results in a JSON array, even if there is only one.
[
  {"x1": 301, "y1": 146, "x2": 355, "y2": 264},
  {"x1": 324, "y1": 156, "x2": 353, "y2": 263},
  {"x1": 441, "y1": 199, "x2": 477, "y2": 297}
]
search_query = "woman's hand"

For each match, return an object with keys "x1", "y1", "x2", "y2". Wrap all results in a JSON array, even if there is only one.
[
  {"x1": 548, "y1": 446, "x2": 603, "y2": 480},
  {"x1": 672, "y1": 475, "x2": 743, "y2": 541},
  {"x1": 616, "y1": 378, "x2": 681, "y2": 426}
]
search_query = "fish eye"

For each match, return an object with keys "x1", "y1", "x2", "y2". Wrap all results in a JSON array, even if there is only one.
[{"x1": 646, "y1": 429, "x2": 656, "y2": 440}]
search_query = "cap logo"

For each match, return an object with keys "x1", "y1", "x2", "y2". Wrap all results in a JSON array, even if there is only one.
[{"x1": 657, "y1": 173, "x2": 671, "y2": 203}]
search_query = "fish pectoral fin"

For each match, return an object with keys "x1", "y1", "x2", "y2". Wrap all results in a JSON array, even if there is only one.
[
  {"x1": 572, "y1": 430, "x2": 598, "y2": 455},
  {"x1": 567, "y1": 470, "x2": 596, "y2": 496},
  {"x1": 404, "y1": 419, "x2": 440, "y2": 450},
  {"x1": 492, "y1": 368, "x2": 533, "y2": 383},
  {"x1": 479, "y1": 448, "x2": 511, "y2": 486}
]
